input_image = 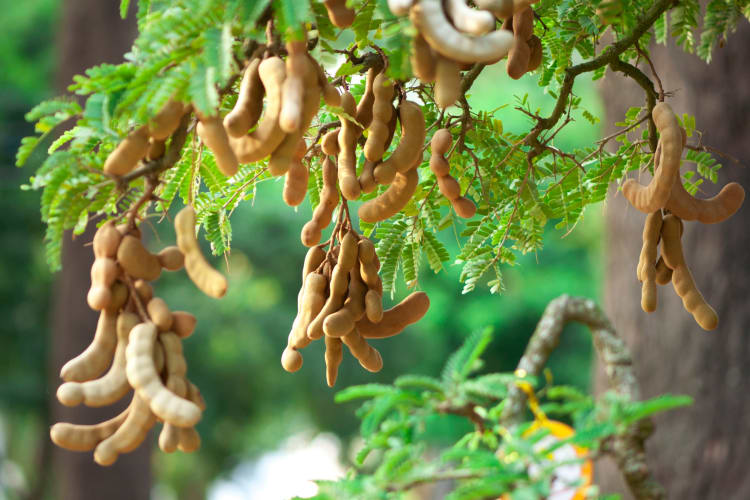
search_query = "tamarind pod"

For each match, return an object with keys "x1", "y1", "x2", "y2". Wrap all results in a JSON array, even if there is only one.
[
  {"x1": 157, "y1": 246, "x2": 185, "y2": 271},
  {"x1": 301, "y1": 158, "x2": 339, "y2": 246},
  {"x1": 303, "y1": 246, "x2": 327, "y2": 281},
  {"x1": 622, "y1": 103, "x2": 682, "y2": 213},
  {"x1": 87, "y1": 258, "x2": 119, "y2": 311},
  {"x1": 186, "y1": 381, "x2": 207, "y2": 411},
  {"x1": 224, "y1": 58, "x2": 264, "y2": 138},
  {"x1": 526, "y1": 35, "x2": 543, "y2": 72},
  {"x1": 345, "y1": 268, "x2": 368, "y2": 321},
  {"x1": 283, "y1": 139, "x2": 310, "y2": 206},
  {"x1": 474, "y1": 0, "x2": 513, "y2": 17},
  {"x1": 307, "y1": 265, "x2": 349, "y2": 340},
  {"x1": 437, "y1": 175, "x2": 462, "y2": 200},
  {"x1": 321, "y1": 128, "x2": 340, "y2": 156},
  {"x1": 134, "y1": 279, "x2": 154, "y2": 304},
  {"x1": 148, "y1": 100, "x2": 185, "y2": 141},
  {"x1": 506, "y1": 8, "x2": 534, "y2": 79},
  {"x1": 175, "y1": 206, "x2": 228, "y2": 299},
  {"x1": 360, "y1": 261, "x2": 380, "y2": 290},
  {"x1": 359, "y1": 160, "x2": 378, "y2": 193},
  {"x1": 655, "y1": 257, "x2": 673, "y2": 285},
  {"x1": 117, "y1": 236, "x2": 162, "y2": 282},
  {"x1": 147, "y1": 297, "x2": 173, "y2": 331},
  {"x1": 196, "y1": 114, "x2": 239, "y2": 177},
  {"x1": 310, "y1": 56, "x2": 341, "y2": 107},
  {"x1": 431, "y1": 128, "x2": 452, "y2": 155},
  {"x1": 159, "y1": 422, "x2": 180, "y2": 453},
  {"x1": 445, "y1": 0, "x2": 496, "y2": 35},
  {"x1": 280, "y1": 40, "x2": 308, "y2": 133},
  {"x1": 434, "y1": 56, "x2": 462, "y2": 109},
  {"x1": 323, "y1": 308, "x2": 356, "y2": 338},
  {"x1": 338, "y1": 92, "x2": 363, "y2": 200},
  {"x1": 358, "y1": 238, "x2": 377, "y2": 264},
  {"x1": 108, "y1": 281, "x2": 129, "y2": 313},
  {"x1": 50, "y1": 408, "x2": 129, "y2": 452},
  {"x1": 410, "y1": 0, "x2": 514, "y2": 64},
  {"x1": 116, "y1": 223, "x2": 141, "y2": 239},
  {"x1": 338, "y1": 231, "x2": 360, "y2": 271},
  {"x1": 387, "y1": 0, "x2": 414, "y2": 16},
  {"x1": 660, "y1": 215, "x2": 718, "y2": 331},
  {"x1": 324, "y1": 335, "x2": 344, "y2": 387},
  {"x1": 364, "y1": 289, "x2": 384, "y2": 323},
  {"x1": 126, "y1": 322, "x2": 202, "y2": 427},
  {"x1": 158, "y1": 371, "x2": 188, "y2": 453},
  {"x1": 60, "y1": 309, "x2": 118, "y2": 382},
  {"x1": 177, "y1": 427, "x2": 201, "y2": 453},
  {"x1": 384, "y1": 105, "x2": 399, "y2": 151},
  {"x1": 451, "y1": 196, "x2": 477, "y2": 218},
  {"x1": 228, "y1": 57, "x2": 288, "y2": 163},
  {"x1": 665, "y1": 179, "x2": 745, "y2": 224},
  {"x1": 342, "y1": 329, "x2": 383, "y2": 372},
  {"x1": 172, "y1": 311, "x2": 197, "y2": 339},
  {"x1": 637, "y1": 211, "x2": 663, "y2": 313},
  {"x1": 357, "y1": 291, "x2": 430, "y2": 338},
  {"x1": 364, "y1": 73, "x2": 395, "y2": 162},
  {"x1": 153, "y1": 340, "x2": 166, "y2": 375},
  {"x1": 375, "y1": 101, "x2": 426, "y2": 184},
  {"x1": 288, "y1": 273, "x2": 327, "y2": 352},
  {"x1": 147, "y1": 139, "x2": 166, "y2": 161},
  {"x1": 270, "y1": 60, "x2": 319, "y2": 176},
  {"x1": 93, "y1": 221, "x2": 122, "y2": 259},
  {"x1": 411, "y1": 34, "x2": 437, "y2": 82},
  {"x1": 373, "y1": 161, "x2": 397, "y2": 185},
  {"x1": 281, "y1": 347, "x2": 304, "y2": 373},
  {"x1": 56, "y1": 312, "x2": 140, "y2": 407},
  {"x1": 358, "y1": 167, "x2": 419, "y2": 223},
  {"x1": 94, "y1": 393, "x2": 156, "y2": 466},
  {"x1": 324, "y1": 0, "x2": 355, "y2": 27},
  {"x1": 103, "y1": 126, "x2": 150, "y2": 176},
  {"x1": 356, "y1": 69, "x2": 377, "y2": 129}
]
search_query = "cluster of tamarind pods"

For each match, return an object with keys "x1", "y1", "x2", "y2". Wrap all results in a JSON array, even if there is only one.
[
  {"x1": 624, "y1": 102, "x2": 745, "y2": 330},
  {"x1": 51, "y1": 207, "x2": 228, "y2": 464}
]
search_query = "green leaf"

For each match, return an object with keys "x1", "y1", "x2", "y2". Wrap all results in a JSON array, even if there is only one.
[{"x1": 442, "y1": 327, "x2": 493, "y2": 383}]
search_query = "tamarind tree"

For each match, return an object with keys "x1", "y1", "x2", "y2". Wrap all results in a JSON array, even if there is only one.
[{"x1": 15, "y1": 0, "x2": 750, "y2": 498}]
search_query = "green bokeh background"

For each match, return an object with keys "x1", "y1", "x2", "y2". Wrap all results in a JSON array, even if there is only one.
[{"x1": 0, "y1": 2, "x2": 604, "y2": 497}]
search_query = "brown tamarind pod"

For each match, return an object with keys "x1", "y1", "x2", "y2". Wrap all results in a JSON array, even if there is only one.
[
  {"x1": 665, "y1": 178, "x2": 745, "y2": 224},
  {"x1": 660, "y1": 215, "x2": 718, "y2": 330},
  {"x1": 337, "y1": 92, "x2": 363, "y2": 200},
  {"x1": 281, "y1": 347, "x2": 304, "y2": 373},
  {"x1": 526, "y1": 34, "x2": 543, "y2": 72},
  {"x1": 177, "y1": 426, "x2": 201, "y2": 453},
  {"x1": 374, "y1": 101, "x2": 426, "y2": 184},
  {"x1": 637, "y1": 211, "x2": 663, "y2": 313},
  {"x1": 108, "y1": 281, "x2": 129, "y2": 312},
  {"x1": 175, "y1": 206, "x2": 228, "y2": 299},
  {"x1": 359, "y1": 160, "x2": 378, "y2": 193},
  {"x1": 60, "y1": 309, "x2": 118, "y2": 382},
  {"x1": 451, "y1": 196, "x2": 477, "y2": 218},
  {"x1": 287, "y1": 274, "x2": 328, "y2": 354},
  {"x1": 342, "y1": 329, "x2": 383, "y2": 372},
  {"x1": 280, "y1": 39, "x2": 309, "y2": 133},
  {"x1": 364, "y1": 289, "x2": 384, "y2": 323},
  {"x1": 87, "y1": 258, "x2": 119, "y2": 311},
  {"x1": 228, "y1": 57, "x2": 288, "y2": 163},
  {"x1": 359, "y1": 261, "x2": 380, "y2": 290},
  {"x1": 344, "y1": 268, "x2": 368, "y2": 321},
  {"x1": 358, "y1": 238, "x2": 377, "y2": 264},
  {"x1": 655, "y1": 256, "x2": 672, "y2": 285},
  {"x1": 196, "y1": 113, "x2": 239, "y2": 177},
  {"x1": 437, "y1": 175, "x2": 462, "y2": 199},
  {"x1": 104, "y1": 126, "x2": 150, "y2": 176},
  {"x1": 94, "y1": 393, "x2": 156, "y2": 466},
  {"x1": 56, "y1": 312, "x2": 139, "y2": 408},
  {"x1": 324, "y1": 335, "x2": 344, "y2": 387},
  {"x1": 506, "y1": 7, "x2": 533, "y2": 79},
  {"x1": 310, "y1": 56, "x2": 341, "y2": 107},
  {"x1": 356, "y1": 68, "x2": 377, "y2": 129},
  {"x1": 50, "y1": 408, "x2": 129, "y2": 452},
  {"x1": 446, "y1": 0, "x2": 496, "y2": 35},
  {"x1": 475, "y1": 0, "x2": 537, "y2": 19},
  {"x1": 435, "y1": 56, "x2": 462, "y2": 109},
  {"x1": 157, "y1": 246, "x2": 184, "y2": 271},
  {"x1": 153, "y1": 340, "x2": 166, "y2": 375},
  {"x1": 308, "y1": 264, "x2": 349, "y2": 340},
  {"x1": 411, "y1": 33, "x2": 437, "y2": 82},
  {"x1": 148, "y1": 100, "x2": 185, "y2": 141},
  {"x1": 134, "y1": 279, "x2": 154, "y2": 304},
  {"x1": 116, "y1": 223, "x2": 141, "y2": 239},
  {"x1": 623, "y1": 103, "x2": 682, "y2": 213},
  {"x1": 171, "y1": 311, "x2": 197, "y2": 339},
  {"x1": 321, "y1": 128, "x2": 341, "y2": 156},
  {"x1": 364, "y1": 73, "x2": 395, "y2": 162},
  {"x1": 283, "y1": 139, "x2": 310, "y2": 207},
  {"x1": 356, "y1": 291, "x2": 430, "y2": 338},
  {"x1": 358, "y1": 164, "x2": 419, "y2": 223},
  {"x1": 117, "y1": 235, "x2": 162, "y2": 282},
  {"x1": 147, "y1": 138, "x2": 166, "y2": 161},
  {"x1": 147, "y1": 297, "x2": 173, "y2": 331},
  {"x1": 338, "y1": 231, "x2": 360, "y2": 271},
  {"x1": 93, "y1": 221, "x2": 122, "y2": 258},
  {"x1": 224, "y1": 58, "x2": 264, "y2": 138},
  {"x1": 323, "y1": 0, "x2": 355, "y2": 27},
  {"x1": 301, "y1": 157, "x2": 339, "y2": 247}
]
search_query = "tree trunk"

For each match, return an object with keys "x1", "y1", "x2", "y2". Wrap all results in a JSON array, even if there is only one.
[
  {"x1": 49, "y1": 3, "x2": 150, "y2": 500},
  {"x1": 596, "y1": 21, "x2": 750, "y2": 500}
]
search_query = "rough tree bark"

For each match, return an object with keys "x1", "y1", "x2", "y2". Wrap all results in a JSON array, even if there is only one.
[
  {"x1": 49, "y1": 2, "x2": 150, "y2": 500},
  {"x1": 596, "y1": 21, "x2": 750, "y2": 500}
]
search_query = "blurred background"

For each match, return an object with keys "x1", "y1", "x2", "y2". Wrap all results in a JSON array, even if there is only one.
[{"x1": 1, "y1": 1, "x2": 748, "y2": 500}]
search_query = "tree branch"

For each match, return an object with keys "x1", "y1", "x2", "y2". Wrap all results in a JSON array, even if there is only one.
[
  {"x1": 609, "y1": 59, "x2": 659, "y2": 152},
  {"x1": 501, "y1": 295, "x2": 666, "y2": 500}
]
